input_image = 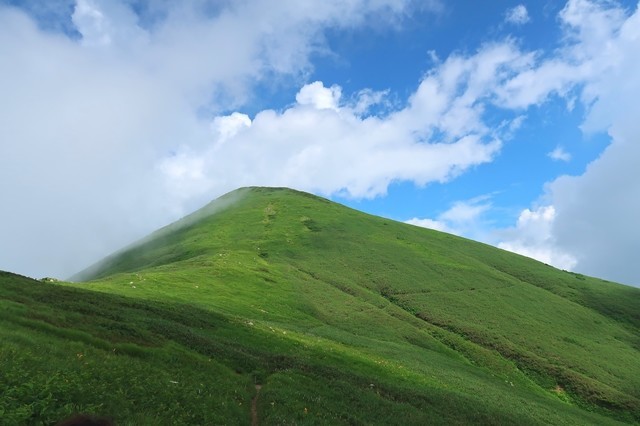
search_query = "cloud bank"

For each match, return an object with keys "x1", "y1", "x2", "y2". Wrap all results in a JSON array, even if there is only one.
[
  {"x1": 543, "y1": 0, "x2": 640, "y2": 285},
  {"x1": 0, "y1": 0, "x2": 434, "y2": 278},
  {"x1": 1, "y1": 0, "x2": 639, "y2": 286}
]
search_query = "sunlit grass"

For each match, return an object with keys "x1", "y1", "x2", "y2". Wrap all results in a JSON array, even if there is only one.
[{"x1": 1, "y1": 187, "x2": 638, "y2": 424}]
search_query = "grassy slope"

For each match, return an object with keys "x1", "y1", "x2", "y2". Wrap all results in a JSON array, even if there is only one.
[{"x1": 2, "y1": 187, "x2": 639, "y2": 425}]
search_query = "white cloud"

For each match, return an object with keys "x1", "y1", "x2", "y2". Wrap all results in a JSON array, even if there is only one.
[
  {"x1": 405, "y1": 218, "x2": 453, "y2": 233},
  {"x1": 544, "y1": 1, "x2": 640, "y2": 286},
  {"x1": 72, "y1": 0, "x2": 146, "y2": 47},
  {"x1": 405, "y1": 197, "x2": 491, "y2": 238},
  {"x1": 159, "y1": 40, "x2": 545, "y2": 203},
  {"x1": 295, "y1": 81, "x2": 342, "y2": 111},
  {"x1": 0, "y1": 0, "x2": 437, "y2": 278},
  {"x1": 439, "y1": 199, "x2": 490, "y2": 223},
  {"x1": 549, "y1": 137, "x2": 640, "y2": 286},
  {"x1": 491, "y1": 0, "x2": 640, "y2": 285},
  {"x1": 351, "y1": 88, "x2": 390, "y2": 116},
  {"x1": 1, "y1": 0, "x2": 639, "y2": 288},
  {"x1": 548, "y1": 146, "x2": 572, "y2": 162},
  {"x1": 72, "y1": 0, "x2": 110, "y2": 45},
  {"x1": 161, "y1": 78, "x2": 505, "y2": 200},
  {"x1": 497, "y1": 206, "x2": 577, "y2": 270},
  {"x1": 442, "y1": 0, "x2": 640, "y2": 285},
  {"x1": 211, "y1": 112, "x2": 252, "y2": 143},
  {"x1": 407, "y1": 201, "x2": 579, "y2": 272},
  {"x1": 505, "y1": 5, "x2": 530, "y2": 25},
  {"x1": 496, "y1": 0, "x2": 628, "y2": 111}
]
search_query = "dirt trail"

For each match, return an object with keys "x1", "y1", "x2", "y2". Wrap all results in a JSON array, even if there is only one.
[{"x1": 251, "y1": 384, "x2": 262, "y2": 426}]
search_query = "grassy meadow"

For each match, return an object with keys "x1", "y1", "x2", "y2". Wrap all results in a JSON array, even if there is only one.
[{"x1": 1, "y1": 187, "x2": 639, "y2": 424}]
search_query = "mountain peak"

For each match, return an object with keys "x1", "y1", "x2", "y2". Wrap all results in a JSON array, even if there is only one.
[{"x1": 3, "y1": 186, "x2": 639, "y2": 423}]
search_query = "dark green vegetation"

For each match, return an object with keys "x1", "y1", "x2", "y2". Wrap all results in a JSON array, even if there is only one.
[{"x1": 2, "y1": 187, "x2": 639, "y2": 425}]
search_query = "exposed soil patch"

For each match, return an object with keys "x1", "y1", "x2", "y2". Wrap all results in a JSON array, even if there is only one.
[{"x1": 251, "y1": 384, "x2": 262, "y2": 426}]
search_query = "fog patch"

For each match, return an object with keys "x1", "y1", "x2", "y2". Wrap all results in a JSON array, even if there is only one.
[{"x1": 70, "y1": 187, "x2": 250, "y2": 282}]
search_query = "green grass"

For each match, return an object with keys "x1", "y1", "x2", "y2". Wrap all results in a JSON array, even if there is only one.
[{"x1": 2, "y1": 187, "x2": 639, "y2": 424}]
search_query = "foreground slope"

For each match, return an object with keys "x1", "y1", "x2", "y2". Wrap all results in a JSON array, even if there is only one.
[{"x1": 2, "y1": 187, "x2": 639, "y2": 424}]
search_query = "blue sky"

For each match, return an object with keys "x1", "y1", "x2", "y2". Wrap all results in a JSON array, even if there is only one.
[{"x1": 1, "y1": 0, "x2": 639, "y2": 286}]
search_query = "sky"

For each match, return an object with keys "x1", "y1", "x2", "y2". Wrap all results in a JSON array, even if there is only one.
[{"x1": 1, "y1": 0, "x2": 639, "y2": 287}]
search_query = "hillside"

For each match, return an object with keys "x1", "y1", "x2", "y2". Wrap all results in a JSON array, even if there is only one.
[{"x1": 2, "y1": 187, "x2": 639, "y2": 425}]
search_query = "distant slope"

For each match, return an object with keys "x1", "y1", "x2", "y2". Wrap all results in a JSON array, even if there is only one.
[{"x1": 3, "y1": 187, "x2": 639, "y2": 424}]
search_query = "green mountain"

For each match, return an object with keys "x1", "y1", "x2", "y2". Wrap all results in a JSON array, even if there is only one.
[{"x1": 1, "y1": 187, "x2": 639, "y2": 425}]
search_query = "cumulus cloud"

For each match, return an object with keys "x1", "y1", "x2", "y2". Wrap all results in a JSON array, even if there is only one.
[
  {"x1": 0, "y1": 0, "x2": 435, "y2": 278},
  {"x1": 405, "y1": 197, "x2": 491, "y2": 238},
  {"x1": 548, "y1": 146, "x2": 572, "y2": 162},
  {"x1": 505, "y1": 5, "x2": 530, "y2": 25},
  {"x1": 406, "y1": 200, "x2": 578, "y2": 271},
  {"x1": 497, "y1": 206, "x2": 577, "y2": 270},
  {"x1": 407, "y1": 200, "x2": 579, "y2": 272},
  {"x1": 72, "y1": 0, "x2": 139, "y2": 46},
  {"x1": 486, "y1": 0, "x2": 640, "y2": 285},
  {"x1": 425, "y1": 0, "x2": 640, "y2": 285},
  {"x1": 160, "y1": 77, "x2": 505, "y2": 200},
  {"x1": 160, "y1": 39, "x2": 546, "y2": 202},
  {"x1": 402, "y1": 0, "x2": 640, "y2": 285},
  {"x1": 541, "y1": 1, "x2": 640, "y2": 285},
  {"x1": 547, "y1": 3, "x2": 640, "y2": 283},
  {"x1": 295, "y1": 81, "x2": 342, "y2": 111},
  {"x1": 211, "y1": 112, "x2": 253, "y2": 142},
  {"x1": 549, "y1": 138, "x2": 640, "y2": 286}
]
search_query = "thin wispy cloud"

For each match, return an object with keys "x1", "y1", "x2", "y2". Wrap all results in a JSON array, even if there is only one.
[
  {"x1": 548, "y1": 146, "x2": 572, "y2": 162},
  {"x1": 406, "y1": 196, "x2": 492, "y2": 240},
  {"x1": 505, "y1": 5, "x2": 530, "y2": 25}
]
